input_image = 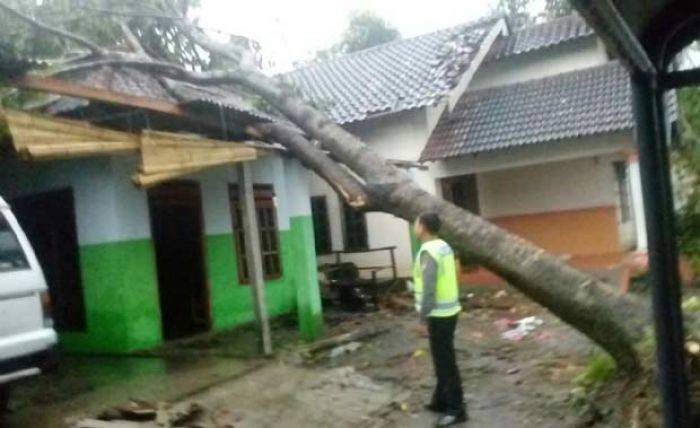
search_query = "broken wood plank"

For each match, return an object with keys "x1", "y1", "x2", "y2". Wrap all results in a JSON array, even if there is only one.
[
  {"x1": 237, "y1": 162, "x2": 273, "y2": 356},
  {"x1": 139, "y1": 130, "x2": 258, "y2": 174},
  {"x1": 14, "y1": 75, "x2": 186, "y2": 116},
  {"x1": 1, "y1": 108, "x2": 140, "y2": 159},
  {"x1": 300, "y1": 326, "x2": 389, "y2": 357}
]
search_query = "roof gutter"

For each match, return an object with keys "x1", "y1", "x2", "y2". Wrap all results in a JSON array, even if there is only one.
[{"x1": 569, "y1": 0, "x2": 656, "y2": 75}]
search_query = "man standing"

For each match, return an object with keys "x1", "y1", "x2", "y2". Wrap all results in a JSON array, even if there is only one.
[{"x1": 412, "y1": 212, "x2": 467, "y2": 427}]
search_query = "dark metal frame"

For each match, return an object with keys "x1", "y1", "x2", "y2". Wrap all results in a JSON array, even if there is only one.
[{"x1": 569, "y1": 1, "x2": 700, "y2": 426}]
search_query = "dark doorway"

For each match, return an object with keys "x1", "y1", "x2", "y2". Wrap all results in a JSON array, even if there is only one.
[
  {"x1": 440, "y1": 174, "x2": 480, "y2": 214},
  {"x1": 148, "y1": 181, "x2": 210, "y2": 340},
  {"x1": 12, "y1": 188, "x2": 86, "y2": 332}
]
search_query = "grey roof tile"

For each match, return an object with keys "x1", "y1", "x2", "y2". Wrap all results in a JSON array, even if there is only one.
[
  {"x1": 281, "y1": 18, "x2": 500, "y2": 124},
  {"x1": 487, "y1": 14, "x2": 594, "y2": 61},
  {"x1": 421, "y1": 61, "x2": 634, "y2": 161}
]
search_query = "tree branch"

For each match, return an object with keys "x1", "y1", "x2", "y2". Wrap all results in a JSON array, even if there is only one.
[
  {"x1": 0, "y1": 0, "x2": 105, "y2": 56},
  {"x1": 249, "y1": 123, "x2": 370, "y2": 208},
  {"x1": 119, "y1": 21, "x2": 148, "y2": 56}
]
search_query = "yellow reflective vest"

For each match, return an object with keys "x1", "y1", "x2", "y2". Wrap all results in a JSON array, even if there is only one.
[{"x1": 412, "y1": 239, "x2": 461, "y2": 318}]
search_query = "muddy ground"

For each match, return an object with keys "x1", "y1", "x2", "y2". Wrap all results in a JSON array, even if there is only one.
[{"x1": 3, "y1": 285, "x2": 614, "y2": 427}]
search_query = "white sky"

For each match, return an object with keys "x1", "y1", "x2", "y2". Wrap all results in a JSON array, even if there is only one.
[{"x1": 194, "y1": 0, "x2": 533, "y2": 73}]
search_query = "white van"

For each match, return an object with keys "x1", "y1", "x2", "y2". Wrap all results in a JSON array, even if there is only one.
[{"x1": 0, "y1": 196, "x2": 58, "y2": 412}]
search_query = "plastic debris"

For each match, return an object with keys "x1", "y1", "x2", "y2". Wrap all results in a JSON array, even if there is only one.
[
  {"x1": 412, "y1": 348, "x2": 426, "y2": 358},
  {"x1": 500, "y1": 316, "x2": 544, "y2": 341},
  {"x1": 329, "y1": 341, "x2": 362, "y2": 358}
]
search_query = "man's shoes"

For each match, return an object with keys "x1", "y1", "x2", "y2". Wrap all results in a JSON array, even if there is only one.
[{"x1": 435, "y1": 412, "x2": 468, "y2": 427}]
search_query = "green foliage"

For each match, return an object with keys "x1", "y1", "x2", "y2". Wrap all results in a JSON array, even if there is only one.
[
  {"x1": 316, "y1": 10, "x2": 400, "y2": 60},
  {"x1": 675, "y1": 87, "x2": 700, "y2": 273},
  {"x1": 495, "y1": 0, "x2": 575, "y2": 29},
  {"x1": 496, "y1": 0, "x2": 536, "y2": 29},
  {"x1": 0, "y1": 0, "x2": 206, "y2": 70},
  {"x1": 574, "y1": 351, "x2": 617, "y2": 389},
  {"x1": 683, "y1": 296, "x2": 700, "y2": 313},
  {"x1": 543, "y1": 0, "x2": 575, "y2": 19}
]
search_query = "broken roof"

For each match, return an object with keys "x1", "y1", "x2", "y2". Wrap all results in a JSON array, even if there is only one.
[
  {"x1": 281, "y1": 18, "x2": 502, "y2": 124},
  {"x1": 420, "y1": 61, "x2": 633, "y2": 161},
  {"x1": 487, "y1": 14, "x2": 595, "y2": 61},
  {"x1": 41, "y1": 65, "x2": 274, "y2": 126}
]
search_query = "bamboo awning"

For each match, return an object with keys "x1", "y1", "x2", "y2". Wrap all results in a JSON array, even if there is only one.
[{"x1": 0, "y1": 109, "x2": 266, "y2": 187}]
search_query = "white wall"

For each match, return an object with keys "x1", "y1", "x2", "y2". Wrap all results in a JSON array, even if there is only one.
[
  {"x1": 470, "y1": 37, "x2": 607, "y2": 90},
  {"x1": 0, "y1": 154, "x2": 305, "y2": 248},
  {"x1": 311, "y1": 109, "x2": 434, "y2": 277},
  {"x1": 476, "y1": 156, "x2": 620, "y2": 218}
]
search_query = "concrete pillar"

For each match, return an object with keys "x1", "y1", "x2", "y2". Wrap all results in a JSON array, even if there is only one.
[
  {"x1": 628, "y1": 153, "x2": 648, "y2": 251},
  {"x1": 285, "y1": 159, "x2": 324, "y2": 340}
]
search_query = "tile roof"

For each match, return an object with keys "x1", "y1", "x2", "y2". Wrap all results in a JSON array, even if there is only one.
[
  {"x1": 487, "y1": 14, "x2": 595, "y2": 61},
  {"x1": 420, "y1": 61, "x2": 633, "y2": 161},
  {"x1": 281, "y1": 18, "x2": 501, "y2": 124}
]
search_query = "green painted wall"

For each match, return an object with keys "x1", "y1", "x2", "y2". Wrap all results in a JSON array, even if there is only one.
[
  {"x1": 206, "y1": 215, "x2": 323, "y2": 339},
  {"x1": 61, "y1": 215, "x2": 323, "y2": 354},
  {"x1": 60, "y1": 239, "x2": 162, "y2": 353},
  {"x1": 288, "y1": 216, "x2": 324, "y2": 340}
]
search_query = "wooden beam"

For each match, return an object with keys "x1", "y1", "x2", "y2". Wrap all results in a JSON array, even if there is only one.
[
  {"x1": 13, "y1": 74, "x2": 187, "y2": 116},
  {"x1": 237, "y1": 162, "x2": 273, "y2": 356},
  {"x1": 131, "y1": 167, "x2": 202, "y2": 188},
  {"x1": 2, "y1": 108, "x2": 140, "y2": 159},
  {"x1": 139, "y1": 130, "x2": 257, "y2": 175}
]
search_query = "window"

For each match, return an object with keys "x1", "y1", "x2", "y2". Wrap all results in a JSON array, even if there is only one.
[
  {"x1": 0, "y1": 213, "x2": 29, "y2": 272},
  {"x1": 311, "y1": 196, "x2": 332, "y2": 254},
  {"x1": 229, "y1": 184, "x2": 282, "y2": 283},
  {"x1": 614, "y1": 161, "x2": 633, "y2": 222},
  {"x1": 342, "y1": 202, "x2": 368, "y2": 251},
  {"x1": 440, "y1": 174, "x2": 480, "y2": 213}
]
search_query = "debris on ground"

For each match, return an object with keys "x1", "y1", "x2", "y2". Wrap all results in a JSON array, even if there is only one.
[
  {"x1": 499, "y1": 316, "x2": 544, "y2": 341},
  {"x1": 329, "y1": 341, "x2": 362, "y2": 358},
  {"x1": 75, "y1": 400, "x2": 209, "y2": 428},
  {"x1": 298, "y1": 325, "x2": 387, "y2": 361}
]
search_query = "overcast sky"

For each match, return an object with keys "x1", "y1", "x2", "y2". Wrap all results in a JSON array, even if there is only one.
[{"x1": 194, "y1": 0, "x2": 544, "y2": 73}]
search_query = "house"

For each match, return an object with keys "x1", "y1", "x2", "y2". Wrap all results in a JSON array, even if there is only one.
[
  {"x1": 0, "y1": 66, "x2": 323, "y2": 353},
  {"x1": 285, "y1": 14, "x2": 647, "y2": 285}
]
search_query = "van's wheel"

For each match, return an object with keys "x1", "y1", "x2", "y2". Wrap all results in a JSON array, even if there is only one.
[{"x1": 0, "y1": 385, "x2": 9, "y2": 413}]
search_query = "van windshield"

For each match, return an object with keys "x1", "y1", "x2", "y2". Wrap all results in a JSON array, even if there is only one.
[{"x1": 0, "y1": 212, "x2": 29, "y2": 272}]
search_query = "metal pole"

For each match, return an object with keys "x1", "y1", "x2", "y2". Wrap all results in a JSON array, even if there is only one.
[
  {"x1": 237, "y1": 162, "x2": 273, "y2": 356},
  {"x1": 631, "y1": 72, "x2": 689, "y2": 427}
]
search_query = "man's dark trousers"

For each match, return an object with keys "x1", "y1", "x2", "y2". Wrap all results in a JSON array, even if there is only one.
[{"x1": 428, "y1": 314, "x2": 465, "y2": 416}]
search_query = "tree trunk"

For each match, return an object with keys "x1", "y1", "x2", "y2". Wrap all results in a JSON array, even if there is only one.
[{"x1": 244, "y1": 80, "x2": 651, "y2": 373}]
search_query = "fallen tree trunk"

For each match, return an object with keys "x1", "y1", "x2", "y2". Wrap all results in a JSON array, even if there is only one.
[{"x1": 251, "y1": 120, "x2": 651, "y2": 373}]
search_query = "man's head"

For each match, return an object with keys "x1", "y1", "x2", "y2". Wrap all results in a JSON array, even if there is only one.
[{"x1": 413, "y1": 212, "x2": 441, "y2": 241}]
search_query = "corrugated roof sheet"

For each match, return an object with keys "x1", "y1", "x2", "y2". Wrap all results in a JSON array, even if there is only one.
[
  {"x1": 281, "y1": 18, "x2": 501, "y2": 124},
  {"x1": 421, "y1": 61, "x2": 634, "y2": 161},
  {"x1": 43, "y1": 66, "x2": 273, "y2": 123},
  {"x1": 487, "y1": 14, "x2": 595, "y2": 61},
  {"x1": 164, "y1": 79, "x2": 277, "y2": 122}
]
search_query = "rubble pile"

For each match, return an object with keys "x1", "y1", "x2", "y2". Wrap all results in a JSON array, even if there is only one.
[{"x1": 74, "y1": 400, "x2": 233, "y2": 428}]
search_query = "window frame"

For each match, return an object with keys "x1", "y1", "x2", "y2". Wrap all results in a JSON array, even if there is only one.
[
  {"x1": 228, "y1": 184, "x2": 282, "y2": 284},
  {"x1": 342, "y1": 200, "x2": 369, "y2": 252},
  {"x1": 614, "y1": 161, "x2": 633, "y2": 222}
]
